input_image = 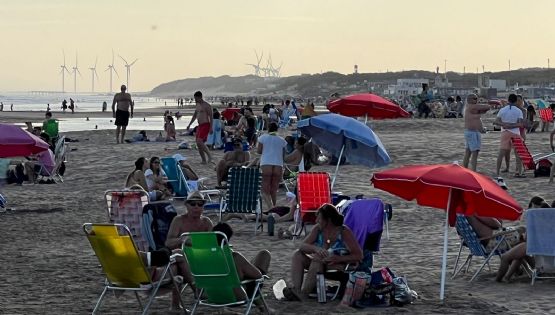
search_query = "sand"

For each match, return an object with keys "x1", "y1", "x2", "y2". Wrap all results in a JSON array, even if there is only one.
[{"x1": 1, "y1": 113, "x2": 555, "y2": 314}]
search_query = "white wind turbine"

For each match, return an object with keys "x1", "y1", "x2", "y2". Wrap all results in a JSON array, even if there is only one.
[
  {"x1": 72, "y1": 52, "x2": 82, "y2": 93},
  {"x1": 119, "y1": 55, "x2": 138, "y2": 91},
  {"x1": 59, "y1": 50, "x2": 70, "y2": 92},
  {"x1": 245, "y1": 50, "x2": 264, "y2": 76},
  {"x1": 89, "y1": 57, "x2": 100, "y2": 93},
  {"x1": 105, "y1": 49, "x2": 119, "y2": 93}
]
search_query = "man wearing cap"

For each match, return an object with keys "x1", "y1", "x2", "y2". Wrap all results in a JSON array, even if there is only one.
[
  {"x1": 215, "y1": 138, "x2": 251, "y2": 187},
  {"x1": 165, "y1": 191, "x2": 213, "y2": 250},
  {"x1": 173, "y1": 153, "x2": 199, "y2": 181}
]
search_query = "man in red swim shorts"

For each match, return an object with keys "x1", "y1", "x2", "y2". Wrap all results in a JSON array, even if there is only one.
[{"x1": 187, "y1": 91, "x2": 213, "y2": 164}]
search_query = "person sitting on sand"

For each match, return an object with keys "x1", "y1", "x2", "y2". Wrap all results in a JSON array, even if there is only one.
[
  {"x1": 125, "y1": 157, "x2": 164, "y2": 201},
  {"x1": 495, "y1": 196, "x2": 551, "y2": 282},
  {"x1": 212, "y1": 223, "x2": 271, "y2": 300},
  {"x1": 283, "y1": 137, "x2": 307, "y2": 177},
  {"x1": 144, "y1": 156, "x2": 172, "y2": 199},
  {"x1": 215, "y1": 138, "x2": 251, "y2": 187},
  {"x1": 284, "y1": 204, "x2": 362, "y2": 301},
  {"x1": 164, "y1": 115, "x2": 177, "y2": 141}
]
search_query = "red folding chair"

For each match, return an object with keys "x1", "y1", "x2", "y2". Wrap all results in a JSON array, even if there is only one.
[
  {"x1": 293, "y1": 172, "x2": 331, "y2": 239},
  {"x1": 511, "y1": 137, "x2": 555, "y2": 172}
]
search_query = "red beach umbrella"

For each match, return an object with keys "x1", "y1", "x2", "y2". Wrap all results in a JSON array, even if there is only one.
[
  {"x1": 0, "y1": 124, "x2": 50, "y2": 158},
  {"x1": 328, "y1": 93, "x2": 410, "y2": 120},
  {"x1": 371, "y1": 163, "x2": 523, "y2": 300}
]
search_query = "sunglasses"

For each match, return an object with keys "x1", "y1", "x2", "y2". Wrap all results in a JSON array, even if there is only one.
[
  {"x1": 152, "y1": 161, "x2": 160, "y2": 164},
  {"x1": 188, "y1": 201, "x2": 205, "y2": 207}
]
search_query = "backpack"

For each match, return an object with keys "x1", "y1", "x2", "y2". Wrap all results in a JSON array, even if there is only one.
[
  {"x1": 534, "y1": 159, "x2": 552, "y2": 177},
  {"x1": 142, "y1": 202, "x2": 177, "y2": 250}
]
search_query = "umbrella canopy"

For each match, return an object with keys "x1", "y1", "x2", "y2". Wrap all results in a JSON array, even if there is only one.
[
  {"x1": 0, "y1": 124, "x2": 50, "y2": 158},
  {"x1": 298, "y1": 114, "x2": 390, "y2": 188},
  {"x1": 328, "y1": 93, "x2": 410, "y2": 119},
  {"x1": 371, "y1": 163, "x2": 523, "y2": 301}
]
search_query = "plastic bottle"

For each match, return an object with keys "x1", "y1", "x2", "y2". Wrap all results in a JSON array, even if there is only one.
[{"x1": 267, "y1": 215, "x2": 275, "y2": 236}]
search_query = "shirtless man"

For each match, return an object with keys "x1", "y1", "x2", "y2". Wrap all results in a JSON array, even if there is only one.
[
  {"x1": 112, "y1": 85, "x2": 134, "y2": 144},
  {"x1": 187, "y1": 91, "x2": 213, "y2": 164},
  {"x1": 215, "y1": 138, "x2": 250, "y2": 187},
  {"x1": 462, "y1": 94, "x2": 490, "y2": 171},
  {"x1": 164, "y1": 191, "x2": 213, "y2": 304}
]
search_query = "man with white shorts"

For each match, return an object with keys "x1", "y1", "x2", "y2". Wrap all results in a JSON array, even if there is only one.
[{"x1": 494, "y1": 94, "x2": 523, "y2": 177}]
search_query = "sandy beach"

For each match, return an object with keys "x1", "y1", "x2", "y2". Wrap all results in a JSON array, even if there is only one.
[{"x1": 1, "y1": 113, "x2": 555, "y2": 314}]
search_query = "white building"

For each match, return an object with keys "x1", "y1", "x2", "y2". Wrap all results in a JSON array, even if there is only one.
[{"x1": 392, "y1": 78, "x2": 429, "y2": 97}]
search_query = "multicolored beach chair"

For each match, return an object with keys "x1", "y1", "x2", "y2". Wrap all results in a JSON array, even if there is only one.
[{"x1": 104, "y1": 190, "x2": 150, "y2": 251}]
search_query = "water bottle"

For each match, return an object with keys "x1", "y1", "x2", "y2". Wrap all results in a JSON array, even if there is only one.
[
  {"x1": 316, "y1": 273, "x2": 327, "y2": 303},
  {"x1": 267, "y1": 215, "x2": 275, "y2": 236}
]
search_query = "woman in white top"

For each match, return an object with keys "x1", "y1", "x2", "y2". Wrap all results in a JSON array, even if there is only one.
[
  {"x1": 257, "y1": 122, "x2": 287, "y2": 210},
  {"x1": 144, "y1": 156, "x2": 171, "y2": 199}
]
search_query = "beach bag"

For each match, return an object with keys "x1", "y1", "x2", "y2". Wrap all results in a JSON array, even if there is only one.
[
  {"x1": 341, "y1": 271, "x2": 371, "y2": 306},
  {"x1": 143, "y1": 202, "x2": 177, "y2": 250},
  {"x1": 392, "y1": 277, "x2": 417, "y2": 306},
  {"x1": 534, "y1": 159, "x2": 552, "y2": 177}
]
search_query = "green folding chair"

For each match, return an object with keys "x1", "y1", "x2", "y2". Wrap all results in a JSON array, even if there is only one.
[
  {"x1": 219, "y1": 167, "x2": 262, "y2": 234},
  {"x1": 181, "y1": 232, "x2": 268, "y2": 315},
  {"x1": 83, "y1": 223, "x2": 186, "y2": 314}
]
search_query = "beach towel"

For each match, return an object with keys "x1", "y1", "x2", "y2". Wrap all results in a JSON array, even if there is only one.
[
  {"x1": 344, "y1": 199, "x2": 384, "y2": 251},
  {"x1": 526, "y1": 208, "x2": 555, "y2": 256}
]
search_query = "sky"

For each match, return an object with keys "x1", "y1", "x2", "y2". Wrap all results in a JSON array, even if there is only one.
[{"x1": 1, "y1": 0, "x2": 554, "y2": 92}]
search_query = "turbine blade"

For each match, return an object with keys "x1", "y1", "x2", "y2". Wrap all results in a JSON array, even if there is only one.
[
  {"x1": 129, "y1": 59, "x2": 138, "y2": 66},
  {"x1": 94, "y1": 56, "x2": 98, "y2": 69},
  {"x1": 119, "y1": 55, "x2": 128, "y2": 65},
  {"x1": 95, "y1": 70, "x2": 100, "y2": 80},
  {"x1": 112, "y1": 49, "x2": 115, "y2": 65},
  {"x1": 113, "y1": 67, "x2": 120, "y2": 78}
]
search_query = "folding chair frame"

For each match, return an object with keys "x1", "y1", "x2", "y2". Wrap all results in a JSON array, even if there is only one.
[
  {"x1": 83, "y1": 223, "x2": 186, "y2": 315},
  {"x1": 293, "y1": 172, "x2": 331, "y2": 240},
  {"x1": 181, "y1": 231, "x2": 269, "y2": 315}
]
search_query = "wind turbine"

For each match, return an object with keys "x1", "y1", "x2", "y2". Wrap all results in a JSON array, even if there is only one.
[
  {"x1": 72, "y1": 52, "x2": 82, "y2": 93},
  {"x1": 89, "y1": 57, "x2": 100, "y2": 93},
  {"x1": 119, "y1": 55, "x2": 138, "y2": 91},
  {"x1": 59, "y1": 50, "x2": 70, "y2": 92},
  {"x1": 105, "y1": 49, "x2": 119, "y2": 93},
  {"x1": 245, "y1": 50, "x2": 264, "y2": 76},
  {"x1": 272, "y1": 62, "x2": 283, "y2": 78}
]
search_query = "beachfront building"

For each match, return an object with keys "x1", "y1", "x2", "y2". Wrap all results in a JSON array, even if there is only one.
[
  {"x1": 516, "y1": 86, "x2": 555, "y2": 98},
  {"x1": 384, "y1": 78, "x2": 429, "y2": 97}
]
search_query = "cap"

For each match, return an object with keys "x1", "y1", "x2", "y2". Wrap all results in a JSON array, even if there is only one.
[
  {"x1": 186, "y1": 191, "x2": 206, "y2": 203},
  {"x1": 173, "y1": 153, "x2": 187, "y2": 162}
]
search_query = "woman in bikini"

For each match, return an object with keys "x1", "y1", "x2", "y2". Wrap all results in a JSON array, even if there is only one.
[
  {"x1": 285, "y1": 204, "x2": 362, "y2": 301},
  {"x1": 257, "y1": 122, "x2": 287, "y2": 210}
]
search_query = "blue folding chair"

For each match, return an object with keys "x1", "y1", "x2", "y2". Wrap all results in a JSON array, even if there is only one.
[
  {"x1": 219, "y1": 167, "x2": 262, "y2": 235},
  {"x1": 160, "y1": 156, "x2": 221, "y2": 204},
  {"x1": 452, "y1": 215, "x2": 512, "y2": 281}
]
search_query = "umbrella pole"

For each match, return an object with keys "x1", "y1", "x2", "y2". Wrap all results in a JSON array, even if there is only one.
[
  {"x1": 331, "y1": 144, "x2": 345, "y2": 190},
  {"x1": 364, "y1": 114, "x2": 368, "y2": 124},
  {"x1": 440, "y1": 188, "x2": 452, "y2": 301}
]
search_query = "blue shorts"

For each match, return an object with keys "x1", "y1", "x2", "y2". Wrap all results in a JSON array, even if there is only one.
[{"x1": 464, "y1": 130, "x2": 481, "y2": 152}]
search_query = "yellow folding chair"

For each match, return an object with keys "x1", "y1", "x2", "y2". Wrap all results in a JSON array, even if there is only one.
[{"x1": 83, "y1": 223, "x2": 186, "y2": 314}]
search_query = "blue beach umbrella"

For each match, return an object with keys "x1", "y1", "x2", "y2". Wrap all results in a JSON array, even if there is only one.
[{"x1": 297, "y1": 113, "x2": 391, "y2": 189}]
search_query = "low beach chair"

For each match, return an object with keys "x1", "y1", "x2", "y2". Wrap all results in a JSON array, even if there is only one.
[
  {"x1": 105, "y1": 190, "x2": 150, "y2": 251},
  {"x1": 293, "y1": 172, "x2": 331, "y2": 239},
  {"x1": 160, "y1": 156, "x2": 220, "y2": 201},
  {"x1": 83, "y1": 223, "x2": 186, "y2": 315},
  {"x1": 511, "y1": 137, "x2": 555, "y2": 174},
  {"x1": 181, "y1": 231, "x2": 268, "y2": 315},
  {"x1": 526, "y1": 208, "x2": 555, "y2": 285},
  {"x1": 452, "y1": 215, "x2": 512, "y2": 282},
  {"x1": 219, "y1": 167, "x2": 262, "y2": 235},
  {"x1": 321, "y1": 198, "x2": 386, "y2": 300}
]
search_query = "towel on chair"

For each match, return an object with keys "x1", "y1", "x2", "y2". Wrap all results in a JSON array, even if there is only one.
[
  {"x1": 526, "y1": 208, "x2": 555, "y2": 256},
  {"x1": 344, "y1": 199, "x2": 384, "y2": 250}
]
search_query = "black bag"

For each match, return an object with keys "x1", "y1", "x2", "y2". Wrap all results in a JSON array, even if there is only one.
[
  {"x1": 143, "y1": 202, "x2": 177, "y2": 250},
  {"x1": 534, "y1": 159, "x2": 552, "y2": 177}
]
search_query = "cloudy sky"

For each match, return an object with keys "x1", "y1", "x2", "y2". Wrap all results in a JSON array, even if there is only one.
[{"x1": 1, "y1": 0, "x2": 554, "y2": 92}]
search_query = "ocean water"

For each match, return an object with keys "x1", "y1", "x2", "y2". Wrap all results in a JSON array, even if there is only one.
[
  {"x1": 0, "y1": 91, "x2": 174, "y2": 112},
  {"x1": 0, "y1": 92, "x2": 195, "y2": 132}
]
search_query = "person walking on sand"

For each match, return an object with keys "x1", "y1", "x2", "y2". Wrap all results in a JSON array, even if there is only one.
[
  {"x1": 186, "y1": 91, "x2": 213, "y2": 164},
  {"x1": 112, "y1": 84, "x2": 134, "y2": 144},
  {"x1": 494, "y1": 94, "x2": 523, "y2": 178},
  {"x1": 462, "y1": 94, "x2": 490, "y2": 171}
]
